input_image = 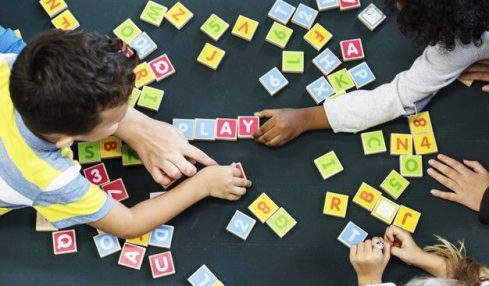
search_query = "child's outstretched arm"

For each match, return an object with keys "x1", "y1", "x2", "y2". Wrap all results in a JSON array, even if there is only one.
[
  {"x1": 427, "y1": 154, "x2": 489, "y2": 223},
  {"x1": 89, "y1": 164, "x2": 251, "y2": 239},
  {"x1": 350, "y1": 237, "x2": 391, "y2": 286}
]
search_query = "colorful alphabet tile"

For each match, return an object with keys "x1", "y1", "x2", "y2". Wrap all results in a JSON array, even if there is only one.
[
  {"x1": 371, "y1": 196, "x2": 400, "y2": 224},
  {"x1": 380, "y1": 170, "x2": 410, "y2": 200},
  {"x1": 314, "y1": 151, "x2": 344, "y2": 180},
  {"x1": 201, "y1": 14, "x2": 230, "y2": 41},
  {"x1": 102, "y1": 178, "x2": 129, "y2": 201},
  {"x1": 188, "y1": 265, "x2": 220, "y2": 286},
  {"x1": 231, "y1": 15, "x2": 259, "y2": 42},
  {"x1": 165, "y1": 2, "x2": 193, "y2": 30},
  {"x1": 226, "y1": 210, "x2": 256, "y2": 240},
  {"x1": 266, "y1": 207, "x2": 297, "y2": 238},
  {"x1": 137, "y1": 86, "x2": 164, "y2": 111},
  {"x1": 39, "y1": 0, "x2": 67, "y2": 17},
  {"x1": 400, "y1": 155, "x2": 423, "y2": 178},
  {"x1": 194, "y1": 119, "x2": 216, "y2": 141},
  {"x1": 459, "y1": 78, "x2": 473, "y2": 87},
  {"x1": 93, "y1": 233, "x2": 121, "y2": 258},
  {"x1": 149, "y1": 225, "x2": 174, "y2": 248},
  {"x1": 215, "y1": 118, "x2": 238, "y2": 140},
  {"x1": 337, "y1": 221, "x2": 367, "y2": 248},
  {"x1": 78, "y1": 141, "x2": 101, "y2": 164},
  {"x1": 339, "y1": 0, "x2": 361, "y2": 11},
  {"x1": 51, "y1": 10, "x2": 79, "y2": 31},
  {"x1": 306, "y1": 76, "x2": 335, "y2": 104},
  {"x1": 304, "y1": 23, "x2": 333, "y2": 51},
  {"x1": 36, "y1": 212, "x2": 58, "y2": 232},
  {"x1": 14, "y1": 29, "x2": 22, "y2": 39},
  {"x1": 361, "y1": 130, "x2": 387, "y2": 155},
  {"x1": 122, "y1": 145, "x2": 143, "y2": 166},
  {"x1": 327, "y1": 68, "x2": 355, "y2": 91},
  {"x1": 52, "y1": 229, "x2": 77, "y2": 255},
  {"x1": 197, "y1": 43, "x2": 226, "y2": 70},
  {"x1": 259, "y1": 67, "x2": 289, "y2": 96},
  {"x1": 100, "y1": 136, "x2": 122, "y2": 159},
  {"x1": 235, "y1": 162, "x2": 247, "y2": 180},
  {"x1": 118, "y1": 243, "x2": 146, "y2": 270},
  {"x1": 358, "y1": 3, "x2": 386, "y2": 31},
  {"x1": 238, "y1": 116, "x2": 260, "y2": 138},
  {"x1": 268, "y1": 0, "x2": 296, "y2": 25},
  {"x1": 130, "y1": 32, "x2": 157, "y2": 60},
  {"x1": 313, "y1": 48, "x2": 342, "y2": 76},
  {"x1": 323, "y1": 192, "x2": 349, "y2": 218},
  {"x1": 113, "y1": 19, "x2": 142, "y2": 44},
  {"x1": 316, "y1": 0, "x2": 339, "y2": 11},
  {"x1": 408, "y1": 111, "x2": 433, "y2": 134},
  {"x1": 173, "y1": 118, "x2": 194, "y2": 140},
  {"x1": 83, "y1": 163, "x2": 110, "y2": 186},
  {"x1": 349, "y1": 62, "x2": 376, "y2": 88},
  {"x1": 390, "y1": 133, "x2": 413, "y2": 155},
  {"x1": 282, "y1": 51, "x2": 304, "y2": 73},
  {"x1": 393, "y1": 205, "x2": 421, "y2": 233},
  {"x1": 265, "y1": 22, "x2": 294, "y2": 49},
  {"x1": 413, "y1": 132, "x2": 438, "y2": 155},
  {"x1": 291, "y1": 3, "x2": 318, "y2": 29},
  {"x1": 126, "y1": 233, "x2": 150, "y2": 247},
  {"x1": 149, "y1": 54, "x2": 176, "y2": 81},
  {"x1": 352, "y1": 183, "x2": 382, "y2": 212},
  {"x1": 340, "y1": 39, "x2": 364, "y2": 61},
  {"x1": 149, "y1": 192, "x2": 166, "y2": 199},
  {"x1": 149, "y1": 252, "x2": 175, "y2": 278},
  {"x1": 248, "y1": 193, "x2": 280, "y2": 223},
  {"x1": 133, "y1": 62, "x2": 156, "y2": 88},
  {"x1": 140, "y1": 0, "x2": 168, "y2": 27}
]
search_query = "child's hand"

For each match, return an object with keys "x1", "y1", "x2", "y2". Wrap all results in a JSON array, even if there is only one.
[
  {"x1": 253, "y1": 109, "x2": 307, "y2": 147},
  {"x1": 350, "y1": 237, "x2": 391, "y2": 286},
  {"x1": 384, "y1": 225, "x2": 424, "y2": 266},
  {"x1": 195, "y1": 164, "x2": 252, "y2": 201},
  {"x1": 427, "y1": 154, "x2": 489, "y2": 211},
  {"x1": 460, "y1": 59, "x2": 489, "y2": 92}
]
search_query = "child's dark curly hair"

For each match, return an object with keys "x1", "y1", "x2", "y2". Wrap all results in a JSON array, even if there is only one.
[{"x1": 384, "y1": 0, "x2": 489, "y2": 51}]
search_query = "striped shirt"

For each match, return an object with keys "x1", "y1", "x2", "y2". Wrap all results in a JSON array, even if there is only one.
[{"x1": 0, "y1": 26, "x2": 113, "y2": 229}]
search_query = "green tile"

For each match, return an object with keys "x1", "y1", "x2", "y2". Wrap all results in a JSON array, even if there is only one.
[
  {"x1": 200, "y1": 13, "x2": 229, "y2": 41},
  {"x1": 128, "y1": 88, "x2": 141, "y2": 107},
  {"x1": 266, "y1": 207, "x2": 297, "y2": 238},
  {"x1": 380, "y1": 170, "x2": 410, "y2": 200},
  {"x1": 122, "y1": 145, "x2": 143, "y2": 166},
  {"x1": 113, "y1": 19, "x2": 141, "y2": 44},
  {"x1": 282, "y1": 51, "x2": 304, "y2": 73},
  {"x1": 327, "y1": 68, "x2": 355, "y2": 91},
  {"x1": 361, "y1": 130, "x2": 386, "y2": 155},
  {"x1": 265, "y1": 22, "x2": 293, "y2": 49},
  {"x1": 78, "y1": 141, "x2": 101, "y2": 164},
  {"x1": 314, "y1": 151, "x2": 343, "y2": 180},
  {"x1": 400, "y1": 155, "x2": 423, "y2": 178},
  {"x1": 137, "y1": 86, "x2": 164, "y2": 111},
  {"x1": 140, "y1": 1, "x2": 167, "y2": 27}
]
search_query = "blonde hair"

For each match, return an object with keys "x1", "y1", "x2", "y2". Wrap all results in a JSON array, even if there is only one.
[{"x1": 423, "y1": 236, "x2": 489, "y2": 286}]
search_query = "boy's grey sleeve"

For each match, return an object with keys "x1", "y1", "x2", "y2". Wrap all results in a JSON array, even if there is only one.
[{"x1": 323, "y1": 36, "x2": 489, "y2": 134}]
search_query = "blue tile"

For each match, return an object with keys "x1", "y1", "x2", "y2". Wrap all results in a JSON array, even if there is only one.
[
  {"x1": 93, "y1": 233, "x2": 121, "y2": 258},
  {"x1": 226, "y1": 210, "x2": 256, "y2": 240},
  {"x1": 337, "y1": 221, "x2": 368, "y2": 248},
  {"x1": 306, "y1": 76, "x2": 335, "y2": 104},
  {"x1": 259, "y1": 67, "x2": 289, "y2": 96},
  {"x1": 292, "y1": 4, "x2": 318, "y2": 29},
  {"x1": 173, "y1": 119, "x2": 194, "y2": 140},
  {"x1": 188, "y1": 265, "x2": 219, "y2": 286},
  {"x1": 349, "y1": 62, "x2": 376, "y2": 88},
  {"x1": 149, "y1": 225, "x2": 174, "y2": 248},
  {"x1": 313, "y1": 48, "x2": 342, "y2": 76},
  {"x1": 268, "y1": 0, "x2": 296, "y2": 25},
  {"x1": 194, "y1": 119, "x2": 216, "y2": 140}
]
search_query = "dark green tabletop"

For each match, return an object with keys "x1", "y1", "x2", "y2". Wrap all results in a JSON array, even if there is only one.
[{"x1": 1, "y1": 0, "x2": 488, "y2": 285}]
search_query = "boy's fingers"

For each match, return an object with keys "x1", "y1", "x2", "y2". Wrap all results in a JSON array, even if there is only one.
[
  {"x1": 460, "y1": 71, "x2": 489, "y2": 82},
  {"x1": 254, "y1": 119, "x2": 277, "y2": 139},
  {"x1": 184, "y1": 145, "x2": 218, "y2": 167},
  {"x1": 463, "y1": 63, "x2": 489, "y2": 73},
  {"x1": 463, "y1": 160, "x2": 488, "y2": 174},
  {"x1": 231, "y1": 187, "x2": 247, "y2": 196},
  {"x1": 233, "y1": 178, "x2": 252, "y2": 188},
  {"x1": 428, "y1": 159, "x2": 462, "y2": 180},
  {"x1": 227, "y1": 194, "x2": 241, "y2": 201},
  {"x1": 266, "y1": 136, "x2": 286, "y2": 147},
  {"x1": 437, "y1": 154, "x2": 469, "y2": 175},
  {"x1": 427, "y1": 167, "x2": 460, "y2": 192},
  {"x1": 257, "y1": 125, "x2": 282, "y2": 143},
  {"x1": 254, "y1": 109, "x2": 278, "y2": 118},
  {"x1": 430, "y1": 189, "x2": 458, "y2": 202},
  {"x1": 150, "y1": 167, "x2": 171, "y2": 186}
]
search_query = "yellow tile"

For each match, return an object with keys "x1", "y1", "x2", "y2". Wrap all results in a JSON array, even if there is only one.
[
  {"x1": 393, "y1": 205, "x2": 421, "y2": 233},
  {"x1": 133, "y1": 62, "x2": 156, "y2": 88},
  {"x1": 14, "y1": 29, "x2": 22, "y2": 39},
  {"x1": 248, "y1": 193, "x2": 279, "y2": 223},
  {"x1": 413, "y1": 132, "x2": 438, "y2": 155},
  {"x1": 51, "y1": 10, "x2": 80, "y2": 31},
  {"x1": 231, "y1": 15, "x2": 259, "y2": 42},
  {"x1": 458, "y1": 78, "x2": 473, "y2": 87},
  {"x1": 352, "y1": 183, "x2": 382, "y2": 212},
  {"x1": 323, "y1": 192, "x2": 348, "y2": 218},
  {"x1": 408, "y1": 111, "x2": 433, "y2": 134},
  {"x1": 165, "y1": 2, "x2": 193, "y2": 30},
  {"x1": 304, "y1": 23, "x2": 332, "y2": 51},
  {"x1": 197, "y1": 43, "x2": 225, "y2": 70},
  {"x1": 100, "y1": 136, "x2": 122, "y2": 159},
  {"x1": 126, "y1": 232, "x2": 150, "y2": 247},
  {"x1": 390, "y1": 133, "x2": 413, "y2": 155},
  {"x1": 39, "y1": 0, "x2": 67, "y2": 17}
]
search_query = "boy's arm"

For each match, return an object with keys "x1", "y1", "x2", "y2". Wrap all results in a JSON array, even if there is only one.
[
  {"x1": 114, "y1": 107, "x2": 217, "y2": 186},
  {"x1": 0, "y1": 25, "x2": 26, "y2": 54}
]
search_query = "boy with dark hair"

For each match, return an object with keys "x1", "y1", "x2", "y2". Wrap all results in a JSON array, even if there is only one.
[{"x1": 0, "y1": 26, "x2": 251, "y2": 238}]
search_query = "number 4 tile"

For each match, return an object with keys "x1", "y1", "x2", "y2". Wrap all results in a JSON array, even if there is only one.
[
  {"x1": 226, "y1": 210, "x2": 257, "y2": 240},
  {"x1": 259, "y1": 67, "x2": 289, "y2": 96}
]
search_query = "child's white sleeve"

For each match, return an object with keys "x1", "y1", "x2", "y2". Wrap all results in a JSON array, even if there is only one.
[{"x1": 323, "y1": 33, "x2": 489, "y2": 133}]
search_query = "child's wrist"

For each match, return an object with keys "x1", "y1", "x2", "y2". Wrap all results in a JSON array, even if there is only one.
[
  {"x1": 414, "y1": 251, "x2": 448, "y2": 277},
  {"x1": 357, "y1": 274, "x2": 382, "y2": 286}
]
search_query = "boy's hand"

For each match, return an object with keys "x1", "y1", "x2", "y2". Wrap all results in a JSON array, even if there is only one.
[
  {"x1": 195, "y1": 164, "x2": 252, "y2": 200},
  {"x1": 350, "y1": 237, "x2": 391, "y2": 286},
  {"x1": 253, "y1": 108, "x2": 307, "y2": 147},
  {"x1": 427, "y1": 154, "x2": 489, "y2": 211},
  {"x1": 460, "y1": 59, "x2": 489, "y2": 92},
  {"x1": 383, "y1": 226, "x2": 423, "y2": 266}
]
